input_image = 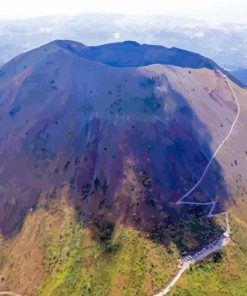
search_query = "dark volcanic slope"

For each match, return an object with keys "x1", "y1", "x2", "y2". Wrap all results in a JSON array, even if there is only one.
[
  {"x1": 54, "y1": 40, "x2": 244, "y2": 87},
  {"x1": 56, "y1": 40, "x2": 217, "y2": 68},
  {"x1": 0, "y1": 40, "x2": 238, "y2": 236}
]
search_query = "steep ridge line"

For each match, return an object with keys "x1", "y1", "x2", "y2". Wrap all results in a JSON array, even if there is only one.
[{"x1": 176, "y1": 73, "x2": 240, "y2": 207}]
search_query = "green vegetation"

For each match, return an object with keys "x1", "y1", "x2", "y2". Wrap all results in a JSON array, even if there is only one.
[
  {"x1": 169, "y1": 198, "x2": 247, "y2": 296},
  {"x1": 37, "y1": 198, "x2": 226, "y2": 296},
  {"x1": 150, "y1": 212, "x2": 223, "y2": 253},
  {"x1": 37, "y1": 199, "x2": 179, "y2": 296},
  {"x1": 2, "y1": 194, "x2": 246, "y2": 296}
]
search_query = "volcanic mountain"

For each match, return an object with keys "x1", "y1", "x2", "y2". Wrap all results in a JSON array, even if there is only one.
[
  {"x1": 0, "y1": 40, "x2": 245, "y2": 237},
  {"x1": 0, "y1": 40, "x2": 247, "y2": 295}
]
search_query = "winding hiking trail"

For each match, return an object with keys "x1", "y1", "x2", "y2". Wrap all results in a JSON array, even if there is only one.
[
  {"x1": 177, "y1": 73, "x2": 240, "y2": 207},
  {"x1": 154, "y1": 73, "x2": 239, "y2": 295}
]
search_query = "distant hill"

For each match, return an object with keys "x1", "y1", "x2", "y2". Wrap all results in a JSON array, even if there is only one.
[{"x1": 231, "y1": 67, "x2": 247, "y2": 87}]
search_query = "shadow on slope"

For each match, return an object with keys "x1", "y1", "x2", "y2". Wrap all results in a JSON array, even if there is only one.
[{"x1": 0, "y1": 42, "x2": 231, "y2": 255}]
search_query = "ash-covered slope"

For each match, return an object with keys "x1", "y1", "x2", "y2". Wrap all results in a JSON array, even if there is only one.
[{"x1": 0, "y1": 40, "x2": 239, "y2": 236}]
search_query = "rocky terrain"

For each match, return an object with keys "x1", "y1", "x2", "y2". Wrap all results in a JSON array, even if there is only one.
[{"x1": 0, "y1": 40, "x2": 246, "y2": 295}]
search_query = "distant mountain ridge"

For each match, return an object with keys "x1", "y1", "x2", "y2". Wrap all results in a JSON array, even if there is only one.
[{"x1": 230, "y1": 67, "x2": 247, "y2": 86}]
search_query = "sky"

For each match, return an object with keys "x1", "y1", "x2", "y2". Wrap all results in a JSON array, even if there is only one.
[{"x1": 0, "y1": 0, "x2": 246, "y2": 24}]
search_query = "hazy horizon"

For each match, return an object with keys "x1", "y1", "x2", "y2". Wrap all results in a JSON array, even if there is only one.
[{"x1": 0, "y1": 0, "x2": 247, "y2": 25}]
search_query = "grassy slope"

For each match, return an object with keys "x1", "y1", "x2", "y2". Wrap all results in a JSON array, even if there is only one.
[
  {"x1": 36, "y1": 200, "x2": 224, "y2": 296},
  {"x1": 169, "y1": 197, "x2": 247, "y2": 296},
  {"x1": 0, "y1": 194, "x2": 237, "y2": 296},
  {"x1": 0, "y1": 194, "x2": 225, "y2": 296},
  {"x1": 38, "y1": 205, "x2": 179, "y2": 296},
  {"x1": 0, "y1": 196, "x2": 179, "y2": 296}
]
